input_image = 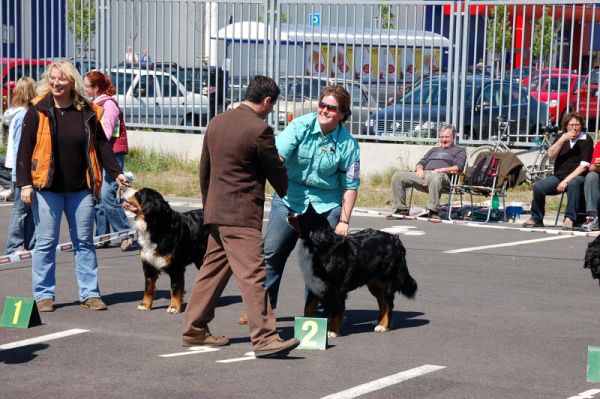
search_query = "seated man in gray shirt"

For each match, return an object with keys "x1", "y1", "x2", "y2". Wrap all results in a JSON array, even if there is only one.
[{"x1": 388, "y1": 124, "x2": 466, "y2": 220}]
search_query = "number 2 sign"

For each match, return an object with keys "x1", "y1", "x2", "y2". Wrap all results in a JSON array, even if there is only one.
[
  {"x1": 294, "y1": 317, "x2": 327, "y2": 350},
  {"x1": 1, "y1": 297, "x2": 41, "y2": 329}
]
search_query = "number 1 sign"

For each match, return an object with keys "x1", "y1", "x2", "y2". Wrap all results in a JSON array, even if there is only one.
[
  {"x1": 294, "y1": 317, "x2": 327, "y2": 350},
  {"x1": 1, "y1": 297, "x2": 42, "y2": 329}
]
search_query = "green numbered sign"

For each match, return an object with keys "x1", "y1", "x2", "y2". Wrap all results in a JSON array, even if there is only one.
[
  {"x1": 588, "y1": 346, "x2": 600, "y2": 382},
  {"x1": 294, "y1": 317, "x2": 327, "y2": 350},
  {"x1": 1, "y1": 297, "x2": 41, "y2": 329}
]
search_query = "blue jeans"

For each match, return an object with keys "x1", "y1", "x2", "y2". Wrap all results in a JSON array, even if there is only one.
[
  {"x1": 5, "y1": 185, "x2": 36, "y2": 254},
  {"x1": 584, "y1": 172, "x2": 600, "y2": 214},
  {"x1": 530, "y1": 175, "x2": 585, "y2": 223},
  {"x1": 264, "y1": 194, "x2": 341, "y2": 309},
  {"x1": 94, "y1": 154, "x2": 130, "y2": 235},
  {"x1": 32, "y1": 189, "x2": 101, "y2": 302}
]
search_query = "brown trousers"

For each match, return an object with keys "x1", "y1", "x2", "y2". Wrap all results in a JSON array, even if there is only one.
[{"x1": 182, "y1": 224, "x2": 279, "y2": 349}]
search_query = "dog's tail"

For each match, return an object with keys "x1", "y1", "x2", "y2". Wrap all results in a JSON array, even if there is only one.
[{"x1": 394, "y1": 242, "x2": 417, "y2": 298}]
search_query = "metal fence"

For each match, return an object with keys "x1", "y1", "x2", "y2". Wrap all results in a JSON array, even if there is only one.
[{"x1": 1, "y1": 0, "x2": 600, "y2": 146}]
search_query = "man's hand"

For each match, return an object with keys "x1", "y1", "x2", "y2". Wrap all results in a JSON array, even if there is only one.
[
  {"x1": 115, "y1": 174, "x2": 130, "y2": 187},
  {"x1": 416, "y1": 169, "x2": 425, "y2": 179},
  {"x1": 21, "y1": 186, "x2": 33, "y2": 206}
]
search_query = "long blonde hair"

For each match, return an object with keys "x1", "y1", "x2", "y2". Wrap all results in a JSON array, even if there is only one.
[
  {"x1": 10, "y1": 77, "x2": 36, "y2": 108},
  {"x1": 37, "y1": 59, "x2": 87, "y2": 110}
]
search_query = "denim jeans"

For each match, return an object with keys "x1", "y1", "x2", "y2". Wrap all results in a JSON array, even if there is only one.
[
  {"x1": 94, "y1": 154, "x2": 130, "y2": 235},
  {"x1": 530, "y1": 175, "x2": 585, "y2": 223},
  {"x1": 32, "y1": 189, "x2": 101, "y2": 302},
  {"x1": 5, "y1": 185, "x2": 35, "y2": 254},
  {"x1": 264, "y1": 194, "x2": 341, "y2": 309},
  {"x1": 584, "y1": 172, "x2": 600, "y2": 214}
]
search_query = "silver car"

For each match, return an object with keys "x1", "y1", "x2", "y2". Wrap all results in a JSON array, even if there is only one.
[{"x1": 109, "y1": 67, "x2": 210, "y2": 127}]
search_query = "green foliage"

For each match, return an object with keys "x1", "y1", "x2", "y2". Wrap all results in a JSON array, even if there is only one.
[
  {"x1": 67, "y1": 0, "x2": 96, "y2": 50},
  {"x1": 486, "y1": 5, "x2": 512, "y2": 55},
  {"x1": 126, "y1": 147, "x2": 198, "y2": 174},
  {"x1": 533, "y1": 15, "x2": 558, "y2": 68},
  {"x1": 378, "y1": 5, "x2": 396, "y2": 29}
]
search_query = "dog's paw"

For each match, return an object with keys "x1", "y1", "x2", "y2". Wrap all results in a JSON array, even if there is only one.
[
  {"x1": 327, "y1": 331, "x2": 338, "y2": 338},
  {"x1": 374, "y1": 325, "x2": 390, "y2": 333},
  {"x1": 137, "y1": 304, "x2": 151, "y2": 311},
  {"x1": 166, "y1": 306, "x2": 181, "y2": 314}
]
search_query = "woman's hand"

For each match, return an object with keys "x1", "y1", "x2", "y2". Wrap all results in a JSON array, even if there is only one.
[
  {"x1": 115, "y1": 174, "x2": 130, "y2": 187},
  {"x1": 335, "y1": 221, "x2": 349, "y2": 236},
  {"x1": 557, "y1": 180, "x2": 568, "y2": 193},
  {"x1": 21, "y1": 186, "x2": 33, "y2": 206}
]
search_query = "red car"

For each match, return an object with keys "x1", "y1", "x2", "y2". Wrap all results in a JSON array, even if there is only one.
[
  {"x1": 575, "y1": 69, "x2": 600, "y2": 128},
  {"x1": 1, "y1": 57, "x2": 51, "y2": 97},
  {"x1": 521, "y1": 73, "x2": 584, "y2": 124}
]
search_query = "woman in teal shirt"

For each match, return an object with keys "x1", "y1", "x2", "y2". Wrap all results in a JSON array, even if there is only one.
[{"x1": 258, "y1": 85, "x2": 361, "y2": 315}]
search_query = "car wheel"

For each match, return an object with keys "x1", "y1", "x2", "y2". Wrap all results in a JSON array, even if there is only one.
[{"x1": 185, "y1": 113, "x2": 201, "y2": 127}]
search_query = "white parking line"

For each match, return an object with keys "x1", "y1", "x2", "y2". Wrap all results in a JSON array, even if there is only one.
[
  {"x1": 0, "y1": 328, "x2": 89, "y2": 350},
  {"x1": 320, "y1": 364, "x2": 446, "y2": 399},
  {"x1": 216, "y1": 351, "x2": 256, "y2": 363},
  {"x1": 158, "y1": 346, "x2": 221, "y2": 357},
  {"x1": 444, "y1": 235, "x2": 573, "y2": 254},
  {"x1": 567, "y1": 388, "x2": 600, "y2": 399}
]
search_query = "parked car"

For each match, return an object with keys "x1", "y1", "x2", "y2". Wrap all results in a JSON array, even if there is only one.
[
  {"x1": 275, "y1": 75, "x2": 380, "y2": 134},
  {"x1": 574, "y1": 69, "x2": 600, "y2": 129},
  {"x1": 71, "y1": 58, "x2": 97, "y2": 76},
  {"x1": 1, "y1": 57, "x2": 51, "y2": 97},
  {"x1": 366, "y1": 74, "x2": 550, "y2": 141},
  {"x1": 521, "y1": 73, "x2": 584, "y2": 124},
  {"x1": 109, "y1": 67, "x2": 210, "y2": 127},
  {"x1": 177, "y1": 66, "x2": 230, "y2": 118}
]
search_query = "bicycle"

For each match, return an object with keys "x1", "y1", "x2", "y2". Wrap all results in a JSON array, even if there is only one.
[
  {"x1": 467, "y1": 116, "x2": 512, "y2": 165},
  {"x1": 523, "y1": 125, "x2": 559, "y2": 183}
]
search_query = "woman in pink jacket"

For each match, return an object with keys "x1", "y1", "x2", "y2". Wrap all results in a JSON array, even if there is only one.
[{"x1": 84, "y1": 71, "x2": 133, "y2": 251}]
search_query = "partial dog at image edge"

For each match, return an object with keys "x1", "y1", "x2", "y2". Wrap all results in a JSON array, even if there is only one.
[
  {"x1": 120, "y1": 187, "x2": 209, "y2": 313},
  {"x1": 288, "y1": 209, "x2": 417, "y2": 338},
  {"x1": 584, "y1": 235, "x2": 600, "y2": 284}
]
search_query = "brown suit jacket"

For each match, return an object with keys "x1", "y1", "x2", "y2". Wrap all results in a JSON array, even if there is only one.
[{"x1": 200, "y1": 103, "x2": 287, "y2": 230}]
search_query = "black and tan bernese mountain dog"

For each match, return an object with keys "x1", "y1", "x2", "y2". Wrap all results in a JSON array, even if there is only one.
[
  {"x1": 120, "y1": 187, "x2": 209, "y2": 313},
  {"x1": 288, "y1": 206, "x2": 417, "y2": 337},
  {"x1": 584, "y1": 236, "x2": 600, "y2": 284}
]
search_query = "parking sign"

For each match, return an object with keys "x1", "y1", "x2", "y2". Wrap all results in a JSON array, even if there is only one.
[{"x1": 308, "y1": 13, "x2": 321, "y2": 27}]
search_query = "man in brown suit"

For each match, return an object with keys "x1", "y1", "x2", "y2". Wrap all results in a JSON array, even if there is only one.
[{"x1": 182, "y1": 75, "x2": 300, "y2": 358}]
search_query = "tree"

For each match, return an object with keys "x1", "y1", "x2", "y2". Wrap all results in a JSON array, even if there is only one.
[
  {"x1": 486, "y1": 5, "x2": 512, "y2": 56},
  {"x1": 378, "y1": 4, "x2": 396, "y2": 29},
  {"x1": 67, "y1": 0, "x2": 96, "y2": 56},
  {"x1": 532, "y1": 14, "x2": 557, "y2": 69}
]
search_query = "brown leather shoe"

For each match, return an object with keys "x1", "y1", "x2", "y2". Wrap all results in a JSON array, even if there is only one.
[
  {"x1": 254, "y1": 338, "x2": 300, "y2": 358},
  {"x1": 238, "y1": 311, "x2": 248, "y2": 325},
  {"x1": 37, "y1": 298, "x2": 54, "y2": 312},
  {"x1": 182, "y1": 334, "x2": 230, "y2": 347},
  {"x1": 81, "y1": 297, "x2": 108, "y2": 310}
]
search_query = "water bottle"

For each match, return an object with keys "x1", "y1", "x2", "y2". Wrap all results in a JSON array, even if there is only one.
[{"x1": 491, "y1": 194, "x2": 500, "y2": 220}]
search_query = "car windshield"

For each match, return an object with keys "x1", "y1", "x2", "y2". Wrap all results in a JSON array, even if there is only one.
[
  {"x1": 589, "y1": 70, "x2": 600, "y2": 85},
  {"x1": 279, "y1": 78, "x2": 324, "y2": 100},
  {"x1": 110, "y1": 72, "x2": 133, "y2": 95},
  {"x1": 399, "y1": 82, "x2": 449, "y2": 105},
  {"x1": 529, "y1": 76, "x2": 572, "y2": 92}
]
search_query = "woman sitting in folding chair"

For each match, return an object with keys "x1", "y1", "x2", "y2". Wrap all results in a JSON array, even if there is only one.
[{"x1": 522, "y1": 112, "x2": 593, "y2": 230}]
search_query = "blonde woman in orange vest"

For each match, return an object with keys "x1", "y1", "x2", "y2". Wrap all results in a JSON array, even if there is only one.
[{"x1": 16, "y1": 60, "x2": 129, "y2": 312}]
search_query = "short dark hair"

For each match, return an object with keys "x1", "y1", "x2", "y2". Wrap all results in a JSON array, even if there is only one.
[
  {"x1": 318, "y1": 85, "x2": 352, "y2": 122},
  {"x1": 245, "y1": 75, "x2": 280, "y2": 104},
  {"x1": 561, "y1": 111, "x2": 586, "y2": 132}
]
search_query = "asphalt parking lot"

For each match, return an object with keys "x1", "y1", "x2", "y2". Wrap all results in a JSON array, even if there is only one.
[{"x1": 1, "y1": 201, "x2": 600, "y2": 399}]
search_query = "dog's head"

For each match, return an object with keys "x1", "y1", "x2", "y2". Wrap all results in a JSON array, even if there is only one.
[
  {"x1": 287, "y1": 207, "x2": 331, "y2": 237},
  {"x1": 120, "y1": 187, "x2": 172, "y2": 228},
  {"x1": 584, "y1": 236, "x2": 600, "y2": 284}
]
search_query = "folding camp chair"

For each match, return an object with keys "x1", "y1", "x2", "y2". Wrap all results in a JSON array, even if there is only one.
[
  {"x1": 448, "y1": 152, "x2": 508, "y2": 223},
  {"x1": 407, "y1": 172, "x2": 463, "y2": 220}
]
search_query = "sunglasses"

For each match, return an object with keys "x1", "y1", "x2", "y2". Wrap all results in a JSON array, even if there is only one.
[{"x1": 318, "y1": 101, "x2": 338, "y2": 112}]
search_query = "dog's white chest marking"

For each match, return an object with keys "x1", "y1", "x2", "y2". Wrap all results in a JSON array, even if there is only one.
[
  {"x1": 300, "y1": 248, "x2": 326, "y2": 296},
  {"x1": 134, "y1": 219, "x2": 168, "y2": 269}
]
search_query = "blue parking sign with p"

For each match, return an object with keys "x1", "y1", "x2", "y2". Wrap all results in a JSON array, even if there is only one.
[{"x1": 308, "y1": 13, "x2": 321, "y2": 27}]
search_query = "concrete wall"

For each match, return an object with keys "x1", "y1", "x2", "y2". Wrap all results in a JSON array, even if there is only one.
[{"x1": 128, "y1": 130, "x2": 539, "y2": 176}]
